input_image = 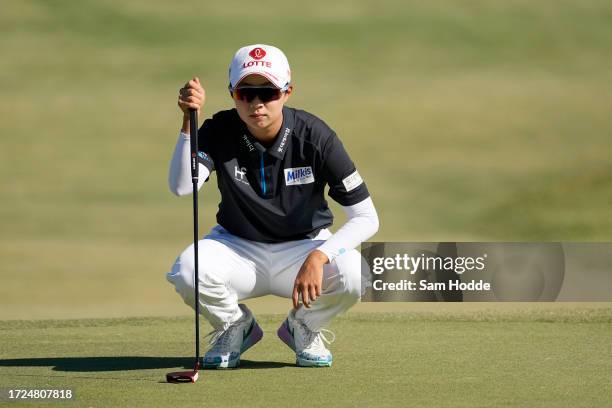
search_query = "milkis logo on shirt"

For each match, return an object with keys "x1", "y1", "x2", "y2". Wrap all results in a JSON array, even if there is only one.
[{"x1": 284, "y1": 166, "x2": 314, "y2": 186}]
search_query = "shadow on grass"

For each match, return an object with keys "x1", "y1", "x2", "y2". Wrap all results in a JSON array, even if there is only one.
[
  {"x1": 0, "y1": 357, "x2": 293, "y2": 372},
  {"x1": 238, "y1": 359, "x2": 294, "y2": 369}
]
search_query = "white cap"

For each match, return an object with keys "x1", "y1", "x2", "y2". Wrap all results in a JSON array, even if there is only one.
[{"x1": 228, "y1": 44, "x2": 291, "y2": 90}]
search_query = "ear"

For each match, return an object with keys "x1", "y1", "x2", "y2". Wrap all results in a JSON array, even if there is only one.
[{"x1": 283, "y1": 85, "x2": 293, "y2": 101}]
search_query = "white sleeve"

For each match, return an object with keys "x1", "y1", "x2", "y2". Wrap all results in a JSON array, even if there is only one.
[
  {"x1": 316, "y1": 196, "x2": 379, "y2": 262},
  {"x1": 168, "y1": 132, "x2": 209, "y2": 196}
]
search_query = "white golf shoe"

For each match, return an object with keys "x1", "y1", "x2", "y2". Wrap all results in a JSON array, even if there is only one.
[
  {"x1": 202, "y1": 304, "x2": 263, "y2": 369},
  {"x1": 277, "y1": 310, "x2": 335, "y2": 367}
]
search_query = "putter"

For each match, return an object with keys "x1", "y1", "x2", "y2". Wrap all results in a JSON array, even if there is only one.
[{"x1": 167, "y1": 108, "x2": 201, "y2": 383}]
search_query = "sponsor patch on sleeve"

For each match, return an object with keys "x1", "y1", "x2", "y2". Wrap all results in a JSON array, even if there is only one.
[{"x1": 342, "y1": 170, "x2": 363, "y2": 192}]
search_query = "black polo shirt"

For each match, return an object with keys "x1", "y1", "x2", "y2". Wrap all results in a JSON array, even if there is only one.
[{"x1": 196, "y1": 106, "x2": 370, "y2": 243}]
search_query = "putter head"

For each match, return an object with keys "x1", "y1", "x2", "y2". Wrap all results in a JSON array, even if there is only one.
[
  {"x1": 166, "y1": 370, "x2": 199, "y2": 383},
  {"x1": 166, "y1": 361, "x2": 200, "y2": 383}
]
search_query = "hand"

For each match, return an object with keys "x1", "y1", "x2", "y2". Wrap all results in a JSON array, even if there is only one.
[
  {"x1": 177, "y1": 77, "x2": 205, "y2": 117},
  {"x1": 292, "y1": 250, "x2": 329, "y2": 309}
]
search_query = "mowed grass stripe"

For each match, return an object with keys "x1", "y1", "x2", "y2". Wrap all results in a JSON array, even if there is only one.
[{"x1": 1, "y1": 312, "x2": 611, "y2": 407}]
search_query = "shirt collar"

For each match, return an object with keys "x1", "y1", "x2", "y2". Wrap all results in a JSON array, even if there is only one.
[
  {"x1": 267, "y1": 106, "x2": 294, "y2": 159},
  {"x1": 238, "y1": 107, "x2": 294, "y2": 160}
]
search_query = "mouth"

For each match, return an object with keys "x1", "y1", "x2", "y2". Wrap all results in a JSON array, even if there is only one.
[{"x1": 249, "y1": 113, "x2": 266, "y2": 118}]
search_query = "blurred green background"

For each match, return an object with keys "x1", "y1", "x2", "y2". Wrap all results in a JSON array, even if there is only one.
[{"x1": 1, "y1": 0, "x2": 611, "y2": 319}]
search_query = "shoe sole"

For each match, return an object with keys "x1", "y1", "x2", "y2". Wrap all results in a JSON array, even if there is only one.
[
  {"x1": 296, "y1": 357, "x2": 332, "y2": 368},
  {"x1": 277, "y1": 320, "x2": 332, "y2": 368},
  {"x1": 203, "y1": 319, "x2": 263, "y2": 369}
]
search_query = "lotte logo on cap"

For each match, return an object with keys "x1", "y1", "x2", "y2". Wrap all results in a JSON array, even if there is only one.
[{"x1": 249, "y1": 47, "x2": 266, "y2": 60}]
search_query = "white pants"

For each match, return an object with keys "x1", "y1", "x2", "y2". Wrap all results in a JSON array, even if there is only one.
[{"x1": 166, "y1": 225, "x2": 367, "y2": 331}]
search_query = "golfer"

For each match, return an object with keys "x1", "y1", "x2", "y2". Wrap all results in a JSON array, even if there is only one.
[{"x1": 167, "y1": 44, "x2": 379, "y2": 368}]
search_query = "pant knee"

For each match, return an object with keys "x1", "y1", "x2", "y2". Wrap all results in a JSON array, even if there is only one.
[
  {"x1": 167, "y1": 246, "x2": 197, "y2": 305},
  {"x1": 333, "y1": 249, "x2": 367, "y2": 301},
  {"x1": 166, "y1": 241, "x2": 227, "y2": 306}
]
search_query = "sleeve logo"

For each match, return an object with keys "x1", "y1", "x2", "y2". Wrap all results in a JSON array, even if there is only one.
[
  {"x1": 342, "y1": 170, "x2": 363, "y2": 192},
  {"x1": 284, "y1": 166, "x2": 315, "y2": 186},
  {"x1": 198, "y1": 151, "x2": 212, "y2": 162}
]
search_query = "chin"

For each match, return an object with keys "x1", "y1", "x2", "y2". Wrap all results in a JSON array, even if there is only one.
[{"x1": 251, "y1": 119, "x2": 269, "y2": 128}]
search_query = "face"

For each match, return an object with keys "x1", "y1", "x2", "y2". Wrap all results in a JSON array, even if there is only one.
[{"x1": 232, "y1": 74, "x2": 292, "y2": 137}]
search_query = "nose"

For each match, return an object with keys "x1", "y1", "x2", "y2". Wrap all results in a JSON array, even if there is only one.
[{"x1": 249, "y1": 96, "x2": 264, "y2": 107}]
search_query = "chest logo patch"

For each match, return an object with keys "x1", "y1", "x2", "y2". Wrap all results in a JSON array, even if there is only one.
[
  {"x1": 234, "y1": 165, "x2": 249, "y2": 185},
  {"x1": 284, "y1": 166, "x2": 314, "y2": 186}
]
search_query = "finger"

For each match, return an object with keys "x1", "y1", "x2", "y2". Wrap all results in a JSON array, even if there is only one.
[
  {"x1": 188, "y1": 88, "x2": 204, "y2": 98},
  {"x1": 292, "y1": 285, "x2": 299, "y2": 309},
  {"x1": 301, "y1": 287, "x2": 310, "y2": 308},
  {"x1": 179, "y1": 101, "x2": 200, "y2": 111},
  {"x1": 189, "y1": 78, "x2": 200, "y2": 88},
  {"x1": 193, "y1": 76, "x2": 200, "y2": 85},
  {"x1": 316, "y1": 284, "x2": 321, "y2": 297},
  {"x1": 178, "y1": 95, "x2": 200, "y2": 106},
  {"x1": 188, "y1": 92, "x2": 203, "y2": 104},
  {"x1": 183, "y1": 95, "x2": 202, "y2": 104},
  {"x1": 182, "y1": 87, "x2": 203, "y2": 97},
  {"x1": 309, "y1": 285, "x2": 317, "y2": 303},
  {"x1": 178, "y1": 97, "x2": 202, "y2": 109}
]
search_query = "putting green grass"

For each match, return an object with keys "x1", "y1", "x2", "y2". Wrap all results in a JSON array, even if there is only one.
[
  {"x1": 1, "y1": 0, "x2": 612, "y2": 320},
  {"x1": 1, "y1": 309, "x2": 611, "y2": 407}
]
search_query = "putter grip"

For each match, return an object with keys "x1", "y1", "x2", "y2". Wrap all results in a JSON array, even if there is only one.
[{"x1": 189, "y1": 109, "x2": 198, "y2": 179}]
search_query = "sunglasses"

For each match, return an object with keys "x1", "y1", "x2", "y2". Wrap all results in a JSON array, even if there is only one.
[{"x1": 229, "y1": 84, "x2": 289, "y2": 103}]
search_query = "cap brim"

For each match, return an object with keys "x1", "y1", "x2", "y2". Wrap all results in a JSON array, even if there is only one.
[{"x1": 232, "y1": 71, "x2": 283, "y2": 89}]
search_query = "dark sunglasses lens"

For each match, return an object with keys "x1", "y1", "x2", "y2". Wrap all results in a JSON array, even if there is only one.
[
  {"x1": 235, "y1": 88, "x2": 281, "y2": 103},
  {"x1": 258, "y1": 88, "x2": 281, "y2": 102}
]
